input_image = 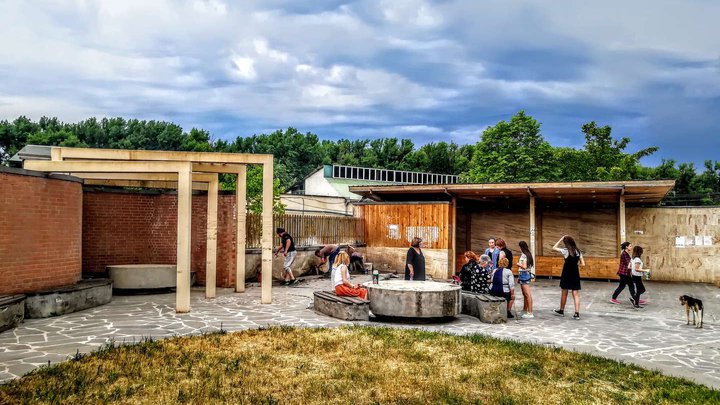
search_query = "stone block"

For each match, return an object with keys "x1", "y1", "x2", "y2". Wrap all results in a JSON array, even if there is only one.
[
  {"x1": 24, "y1": 279, "x2": 112, "y2": 319},
  {"x1": 461, "y1": 291, "x2": 507, "y2": 324},
  {"x1": 107, "y1": 264, "x2": 176, "y2": 289},
  {"x1": 313, "y1": 291, "x2": 369, "y2": 321},
  {"x1": 0, "y1": 295, "x2": 26, "y2": 333},
  {"x1": 367, "y1": 280, "x2": 461, "y2": 318}
]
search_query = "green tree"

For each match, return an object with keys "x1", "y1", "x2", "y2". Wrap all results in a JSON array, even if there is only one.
[
  {"x1": 581, "y1": 122, "x2": 658, "y2": 181},
  {"x1": 466, "y1": 111, "x2": 557, "y2": 182}
]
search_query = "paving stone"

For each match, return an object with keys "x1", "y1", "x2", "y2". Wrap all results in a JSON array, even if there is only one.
[{"x1": 0, "y1": 278, "x2": 717, "y2": 387}]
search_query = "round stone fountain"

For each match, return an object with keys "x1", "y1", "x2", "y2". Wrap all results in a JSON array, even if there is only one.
[{"x1": 365, "y1": 280, "x2": 461, "y2": 318}]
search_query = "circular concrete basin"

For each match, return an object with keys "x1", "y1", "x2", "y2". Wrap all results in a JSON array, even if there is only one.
[
  {"x1": 107, "y1": 264, "x2": 177, "y2": 289},
  {"x1": 365, "y1": 280, "x2": 461, "y2": 318}
]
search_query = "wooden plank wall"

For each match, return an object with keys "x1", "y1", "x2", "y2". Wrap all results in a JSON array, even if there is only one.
[
  {"x1": 534, "y1": 256, "x2": 617, "y2": 278},
  {"x1": 626, "y1": 207, "x2": 719, "y2": 283},
  {"x1": 361, "y1": 203, "x2": 450, "y2": 249},
  {"x1": 540, "y1": 207, "x2": 617, "y2": 256}
]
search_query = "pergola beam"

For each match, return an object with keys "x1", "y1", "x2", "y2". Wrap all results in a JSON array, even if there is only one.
[
  {"x1": 25, "y1": 147, "x2": 274, "y2": 311},
  {"x1": 53, "y1": 146, "x2": 270, "y2": 165},
  {"x1": 24, "y1": 160, "x2": 191, "y2": 173},
  {"x1": 83, "y1": 179, "x2": 209, "y2": 191}
]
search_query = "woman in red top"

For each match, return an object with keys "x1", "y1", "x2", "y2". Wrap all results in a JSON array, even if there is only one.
[{"x1": 609, "y1": 242, "x2": 636, "y2": 304}]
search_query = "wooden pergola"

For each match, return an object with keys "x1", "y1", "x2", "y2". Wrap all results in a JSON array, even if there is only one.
[
  {"x1": 22, "y1": 146, "x2": 275, "y2": 313},
  {"x1": 350, "y1": 180, "x2": 676, "y2": 276}
]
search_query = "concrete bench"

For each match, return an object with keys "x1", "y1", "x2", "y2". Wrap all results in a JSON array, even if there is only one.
[
  {"x1": 313, "y1": 291, "x2": 369, "y2": 321},
  {"x1": 461, "y1": 291, "x2": 507, "y2": 324},
  {"x1": 0, "y1": 295, "x2": 26, "y2": 332}
]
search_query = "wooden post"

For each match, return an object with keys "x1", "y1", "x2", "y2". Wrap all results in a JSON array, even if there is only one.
[
  {"x1": 529, "y1": 195, "x2": 536, "y2": 258},
  {"x1": 205, "y1": 174, "x2": 218, "y2": 299},
  {"x1": 449, "y1": 197, "x2": 457, "y2": 278},
  {"x1": 176, "y1": 163, "x2": 193, "y2": 313},
  {"x1": 619, "y1": 194, "x2": 626, "y2": 256},
  {"x1": 236, "y1": 165, "x2": 247, "y2": 292},
  {"x1": 261, "y1": 158, "x2": 273, "y2": 304}
]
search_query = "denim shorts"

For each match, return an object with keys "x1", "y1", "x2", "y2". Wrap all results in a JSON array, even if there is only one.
[{"x1": 519, "y1": 271, "x2": 532, "y2": 285}]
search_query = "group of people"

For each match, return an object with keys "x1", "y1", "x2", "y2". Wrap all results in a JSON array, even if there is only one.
[
  {"x1": 276, "y1": 226, "x2": 652, "y2": 319},
  {"x1": 274, "y1": 228, "x2": 368, "y2": 299},
  {"x1": 609, "y1": 241, "x2": 651, "y2": 308},
  {"x1": 455, "y1": 237, "x2": 536, "y2": 319}
]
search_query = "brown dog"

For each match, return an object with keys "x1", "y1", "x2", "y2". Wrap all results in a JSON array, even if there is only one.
[{"x1": 680, "y1": 295, "x2": 703, "y2": 328}]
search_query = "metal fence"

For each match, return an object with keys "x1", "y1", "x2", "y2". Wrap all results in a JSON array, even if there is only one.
[{"x1": 246, "y1": 214, "x2": 364, "y2": 248}]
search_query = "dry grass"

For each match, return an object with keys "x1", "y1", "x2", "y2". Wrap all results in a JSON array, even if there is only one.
[{"x1": 0, "y1": 326, "x2": 718, "y2": 404}]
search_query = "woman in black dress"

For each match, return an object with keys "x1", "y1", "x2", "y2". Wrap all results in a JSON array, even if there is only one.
[
  {"x1": 405, "y1": 237, "x2": 425, "y2": 281},
  {"x1": 552, "y1": 235, "x2": 585, "y2": 320}
]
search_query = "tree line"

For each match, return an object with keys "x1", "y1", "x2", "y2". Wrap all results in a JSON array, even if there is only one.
[{"x1": 1, "y1": 112, "x2": 718, "y2": 208}]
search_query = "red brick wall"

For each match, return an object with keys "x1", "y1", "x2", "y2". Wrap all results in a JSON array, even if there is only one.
[
  {"x1": 0, "y1": 170, "x2": 82, "y2": 294},
  {"x1": 82, "y1": 193, "x2": 154, "y2": 273},
  {"x1": 82, "y1": 191, "x2": 239, "y2": 287}
]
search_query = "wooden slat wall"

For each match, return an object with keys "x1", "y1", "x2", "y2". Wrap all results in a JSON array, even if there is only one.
[
  {"x1": 245, "y1": 214, "x2": 364, "y2": 248},
  {"x1": 361, "y1": 203, "x2": 450, "y2": 249},
  {"x1": 534, "y1": 256, "x2": 618, "y2": 279},
  {"x1": 540, "y1": 207, "x2": 617, "y2": 257},
  {"x1": 468, "y1": 208, "x2": 531, "y2": 260}
]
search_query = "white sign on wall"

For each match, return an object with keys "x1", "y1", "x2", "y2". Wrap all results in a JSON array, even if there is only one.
[
  {"x1": 387, "y1": 224, "x2": 400, "y2": 240},
  {"x1": 675, "y1": 235, "x2": 714, "y2": 248},
  {"x1": 406, "y1": 226, "x2": 440, "y2": 243}
]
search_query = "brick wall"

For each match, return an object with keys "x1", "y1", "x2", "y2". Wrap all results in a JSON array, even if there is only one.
[
  {"x1": 0, "y1": 169, "x2": 83, "y2": 294},
  {"x1": 82, "y1": 190, "x2": 239, "y2": 287}
]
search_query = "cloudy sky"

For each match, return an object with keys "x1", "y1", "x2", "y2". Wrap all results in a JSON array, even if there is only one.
[{"x1": 1, "y1": 0, "x2": 718, "y2": 167}]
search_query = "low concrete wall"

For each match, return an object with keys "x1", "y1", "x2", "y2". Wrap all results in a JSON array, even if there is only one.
[
  {"x1": 0, "y1": 295, "x2": 26, "y2": 332},
  {"x1": 24, "y1": 279, "x2": 113, "y2": 319},
  {"x1": 363, "y1": 247, "x2": 450, "y2": 280},
  {"x1": 108, "y1": 264, "x2": 177, "y2": 289}
]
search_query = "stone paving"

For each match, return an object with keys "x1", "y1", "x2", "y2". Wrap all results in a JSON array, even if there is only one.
[{"x1": 1, "y1": 277, "x2": 718, "y2": 389}]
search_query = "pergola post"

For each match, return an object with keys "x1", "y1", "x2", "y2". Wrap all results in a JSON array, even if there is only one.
[
  {"x1": 236, "y1": 165, "x2": 247, "y2": 293},
  {"x1": 205, "y1": 174, "x2": 218, "y2": 299},
  {"x1": 176, "y1": 163, "x2": 193, "y2": 313},
  {"x1": 261, "y1": 158, "x2": 274, "y2": 304},
  {"x1": 619, "y1": 192, "x2": 626, "y2": 256},
  {"x1": 529, "y1": 194, "x2": 536, "y2": 258}
]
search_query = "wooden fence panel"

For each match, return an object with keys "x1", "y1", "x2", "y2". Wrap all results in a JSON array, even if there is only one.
[
  {"x1": 244, "y1": 214, "x2": 364, "y2": 249},
  {"x1": 360, "y1": 203, "x2": 450, "y2": 249}
]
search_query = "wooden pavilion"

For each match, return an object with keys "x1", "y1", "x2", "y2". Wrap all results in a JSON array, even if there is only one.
[
  {"x1": 22, "y1": 146, "x2": 275, "y2": 313},
  {"x1": 350, "y1": 180, "x2": 675, "y2": 279}
]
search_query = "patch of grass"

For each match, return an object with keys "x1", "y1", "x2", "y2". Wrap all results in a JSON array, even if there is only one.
[{"x1": 0, "y1": 326, "x2": 718, "y2": 404}]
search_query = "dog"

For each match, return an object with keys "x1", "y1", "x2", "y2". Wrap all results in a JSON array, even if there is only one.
[{"x1": 680, "y1": 295, "x2": 704, "y2": 328}]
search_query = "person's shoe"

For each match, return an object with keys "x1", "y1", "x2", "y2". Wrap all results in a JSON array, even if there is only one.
[
  {"x1": 554, "y1": 309, "x2": 564, "y2": 317},
  {"x1": 638, "y1": 299, "x2": 647, "y2": 305},
  {"x1": 281, "y1": 280, "x2": 289, "y2": 286},
  {"x1": 507, "y1": 312, "x2": 515, "y2": 319},
  {"x1": 521, "y1": 313, "x2": 534, "y2": 319},
  {"x1": 572, "y1": 313, "x2": 580, "y2": 320},
  {"x1": 629, "y1": 297, "x2": 636, "y2": 306},
  {"x1": 290, "y1": 279, "x2": 298, "y2": 285},
  {"x1": 609, "y1": 298, "x2": 621, "y2": 305}
]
